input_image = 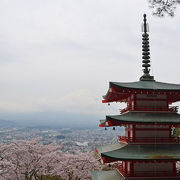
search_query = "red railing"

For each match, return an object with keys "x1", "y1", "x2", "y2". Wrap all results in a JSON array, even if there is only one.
[
  {"x1": 120, "y1": 105, "x2": 178, "y2": 114},
  {"x1": 120, "y1": 106, "x2": 131, "y2": 114},
  {"x1": 115, "y1": 163, "x2": 127, "y2": 176},
  {"x1": 119, "y1": 136, "x2": 180, "y2": 144},
  {"x1": 169, "y1": 106, "x2": 179, "y2": 112},
  {"x1": 136, "y1": 105, "x2": 178, "y2": 112}
]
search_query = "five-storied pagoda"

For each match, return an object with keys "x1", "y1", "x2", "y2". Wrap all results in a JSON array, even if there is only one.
[{"x1": 91, "y1": 14, "x2": 180, "y2": 180}]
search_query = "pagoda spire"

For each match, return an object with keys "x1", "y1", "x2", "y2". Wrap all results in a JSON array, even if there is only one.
[{"x1": 140, "y1": 14, "x2": 154, "y2": 81}]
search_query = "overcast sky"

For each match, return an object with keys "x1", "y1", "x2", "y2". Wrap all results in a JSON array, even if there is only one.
[{"x1": 0, "y1": 0, "x2": 180, "y2": 120}]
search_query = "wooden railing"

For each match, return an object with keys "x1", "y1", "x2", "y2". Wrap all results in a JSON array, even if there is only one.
[
  {"x1": 119, "y1": 136, "x2": 180, "y2": 144},
  {"x1": 120, "y1": 105, "x2": 178, "y2": 114},
  {"x1": 136, "y1": 105, "x2": 178, "y2": 112}
]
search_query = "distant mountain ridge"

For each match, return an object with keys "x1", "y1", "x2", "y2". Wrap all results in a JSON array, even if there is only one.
[
  {"x1": 0, "y1": 111, "x2": 100, "y2": 128},
  {"x1": 0, "y1": 119, "x2": 16, "y2": 127}
]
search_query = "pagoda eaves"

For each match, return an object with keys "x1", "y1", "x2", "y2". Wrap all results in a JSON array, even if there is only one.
[
  {"x1": 97, "y1": 143, "x2": 180, "y2": 162},
  {"x1": 99, "y1": 112, "x2": 180, "y2": 127},
  {"x1": 103, "y1": 81, "x2": 180, "y2": 103}
]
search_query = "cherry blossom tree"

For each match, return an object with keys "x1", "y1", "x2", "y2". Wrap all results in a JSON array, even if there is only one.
[
  {"x1": 148, "y1": 0, "x2": 180, "y2": 16},
  {"x1": 0, "y1": 139, "x2": 100, "y2": 180}
]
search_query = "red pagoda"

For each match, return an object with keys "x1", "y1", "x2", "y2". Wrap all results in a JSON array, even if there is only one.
[{"x1": 92, "y1": 14, "x2": 180, "y2": 180}]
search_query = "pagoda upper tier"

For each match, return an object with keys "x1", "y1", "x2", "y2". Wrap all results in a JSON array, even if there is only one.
[
  {"x1": 103, "y1": 80, "x2": 180, "y2": 103},
  {"x1": 102, "y1": 14, "x2": 180, "y2": 105}
]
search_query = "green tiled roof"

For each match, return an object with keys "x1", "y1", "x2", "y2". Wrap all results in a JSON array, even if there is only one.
[
  {"x1": 101, "y1": 144, "x2": 180, "y2": 160},
  {"x1": 107, "y1": 112, "x2": 180, "y2": 124},
  {"x1": 96, "y1": 143, "x2": 125, "y2": 154},
  {"x1": 91, "y1": 170, "x2": 124, "y2": 180},
  {"x1": 110, "y1": 81, "x2": 180, "y2": 91}
]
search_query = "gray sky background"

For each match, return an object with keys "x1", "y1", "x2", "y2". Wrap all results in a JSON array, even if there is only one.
[{"x1": 0, "y1": 0, "x2": 180, "y2": 121}]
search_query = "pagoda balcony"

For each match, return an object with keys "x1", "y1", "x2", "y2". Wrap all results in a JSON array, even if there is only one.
[
  {"x1": 120, "y1": 105, "x2": 178, "y2": 114},
  {"x1": 119, "y1": 136, "x2": 180, "y2": 144},
  {"x1": 116, "y1": 163, "x2": 180, "y2": 178}
]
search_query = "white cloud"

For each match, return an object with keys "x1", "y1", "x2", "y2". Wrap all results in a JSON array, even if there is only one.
[{"x1": 0, "y1": 0, "x2": 180, "y2": 115}]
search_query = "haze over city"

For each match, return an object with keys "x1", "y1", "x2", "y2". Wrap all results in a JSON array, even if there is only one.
[{"x1": 0, "y1": 0, "x2": 180, "y2": 127}]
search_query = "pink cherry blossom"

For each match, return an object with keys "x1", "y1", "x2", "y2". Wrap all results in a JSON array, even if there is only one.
[{"x1": 0, "y1": 139, "x2": 100, "y2": 180}]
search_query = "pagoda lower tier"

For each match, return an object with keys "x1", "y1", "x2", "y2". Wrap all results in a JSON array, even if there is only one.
[
  {"x1": 100, "y1": 111, "x2": 180, "y2": 144},
  {"x1": 95, "y1": 143, "x2": 180, "y2": 179},
  {"x1": 96, "y1": 111, "x2": 180, "y2": 179}
]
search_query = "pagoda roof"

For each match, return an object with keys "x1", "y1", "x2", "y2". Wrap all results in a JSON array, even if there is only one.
[
  {"x1": 103, "y1": 81, "x2": 180, "y2": 103},
  {"x1": 97, "y1": 143, "x2": 180, "y2": 161},
  {"x1": 91, "y1": 170, "x2": 124, "y2": 180},
  {"x1": 110, "y1": 81, "x2": 180, "y2": 91},
  {"x1": 96, "y1": 143, "x2": 126, "y2": 154},
  {"x1": 104, "y1": 112, "x2": 180, "y2": 126}
]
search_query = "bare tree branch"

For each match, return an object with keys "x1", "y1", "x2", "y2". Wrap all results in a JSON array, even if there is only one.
[{"x1": 148, "y1": 0, "x2": 180, "y2": 16}]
